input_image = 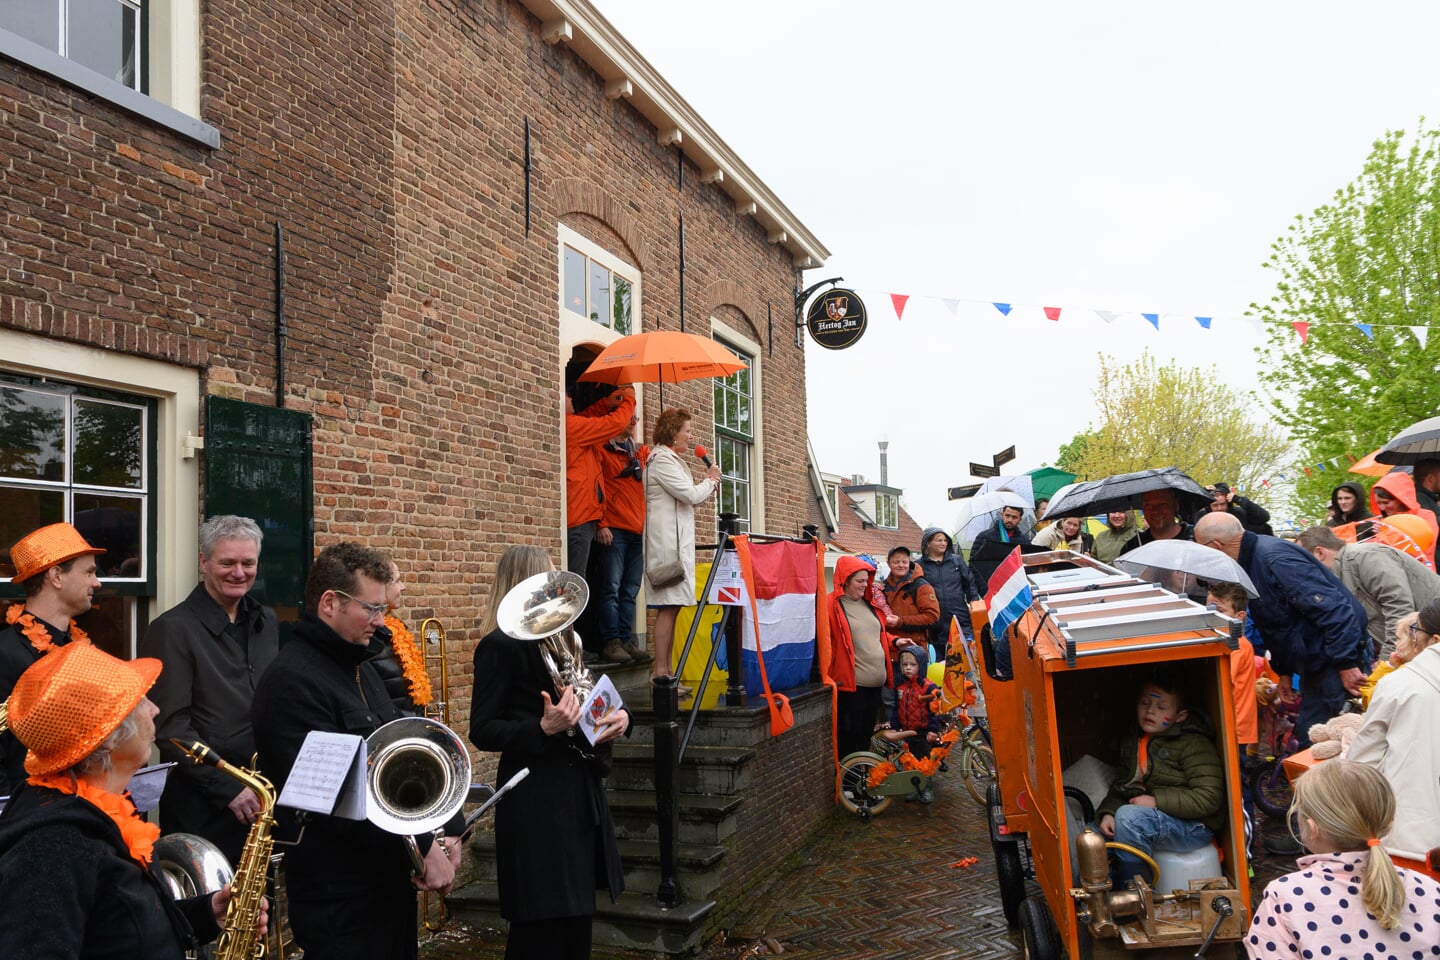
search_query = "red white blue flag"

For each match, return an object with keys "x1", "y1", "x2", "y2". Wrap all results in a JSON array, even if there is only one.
[{"x1": 983, "y1": 546, "x2": 1032, "y2": 643}]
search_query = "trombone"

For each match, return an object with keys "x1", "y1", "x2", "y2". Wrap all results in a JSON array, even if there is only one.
[{"x1": 417, "y1": 617, "x2": 451, "y2": 931}]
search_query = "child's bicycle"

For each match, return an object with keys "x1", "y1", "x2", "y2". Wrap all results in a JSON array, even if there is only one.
[
  {"x1": 837, "y1": 710, "x2": 995, "y2": 819},
  {"x1": 1250, "y1": 689, "x2": 1300, "y2": 817}
]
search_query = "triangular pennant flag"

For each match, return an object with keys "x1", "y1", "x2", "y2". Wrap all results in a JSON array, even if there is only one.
[
  {"x1": 1261, "y1": 478, "x2": 1271, "y2": 488},
  {"x1": 890, "y1": 293, "x2": 909, "y2": 320},
  {"x1": 1195, "y1": 316, "x2": 1213, "y2": 329},
  {"x1": 1095, "y1": 310, "x2": 1120, "y2": 324},
  {"x1": 1245, "y1": 315, "x2": 1264, "y2": 334},
  {"x1": 1043, "y1": 306, "x2": 1061, "y2": 322},
  {"x1": 1411, "y1": 326, "x2": 1429, "y2": 348},
  {"x1": 1355, "y1": 323, "x2": 1373, "y2": 340},
  {"x1": 1304, "y1": 466, "x2": 1314, "y2": 477},
  {"x1": 941, "y1": 298, "x2": 960, "y2": 317},
  {"x1": 1142, "y1": 312, "x2": 1160, "y2": 330},
  {"x1": 993, "y1": 302, "x2": 1012, "y2": 317},
  {"x1": 1316, "y1": 462, "x2": 1328, "y2": 472},
  {"x1": 1292, "y1": 321, "x2": 1310, "y2": 343}
]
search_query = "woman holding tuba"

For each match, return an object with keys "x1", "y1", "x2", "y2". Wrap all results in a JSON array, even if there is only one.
[
  {"x1": 469, "y1": 545, "x2": 630, "y2": 960},
  {"x1": 0, "y1": 642, "x2": 266, "y2": 958}
]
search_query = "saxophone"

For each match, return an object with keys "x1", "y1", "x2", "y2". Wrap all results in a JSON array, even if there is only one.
[{"x1": 170, "y1": 739, "x2": 276, "y2": 960}]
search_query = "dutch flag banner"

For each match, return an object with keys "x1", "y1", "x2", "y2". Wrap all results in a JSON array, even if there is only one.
[
  {"x1": 732, "y1": 537, "x2": 818, "y2": 692},
  {"x1": 983, "y1": 546, "x2": 1033, "y2": 644}
]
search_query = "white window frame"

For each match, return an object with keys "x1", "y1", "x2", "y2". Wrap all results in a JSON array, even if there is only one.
[
  {"x1": 710, "y1": 321, "x2": 764, "y2": 533},
  {"x1": 875, "y1": 492, "x2": 899, "y2": 529},
  {"x1": 558, "y1": 225, "x2": 640, "y2": 342}
]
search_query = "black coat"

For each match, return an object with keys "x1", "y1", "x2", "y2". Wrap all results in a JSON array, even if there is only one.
[
  {"x1": 142, "y1": 584, "x2": 279, "y2": 863},
  {"x1": 251, "y1": 615, "x2": 446, "y2": 903},
  {"x1": 0, "y1": 615, "x2": 73, "y2": 796},
  {"x1": 366, "y1": 625, "x2": 420, "y2": 716},
  {"x1": 0, "y1": 784, "x2": 220, "y2": 959},
  {"x1": 468, "y1": 628, "x2": 624, "y2": 923}
]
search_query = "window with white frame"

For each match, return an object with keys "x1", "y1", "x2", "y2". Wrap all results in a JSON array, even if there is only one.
[
  {"x1": 3, "y1": 0, "x2": 143, "y2": 90},
  {"x1": 712, "y1": 341, "x2": 753, "y2": 532},
  {"x1": 561, "y1": 242, "x2": 636, "y2": 335},
  {"x1": 876, "y1": 492, "x2": 899, "y2": 529},
  {"x1": 825, "y1": 482, "x2": 838, "y2": 519}
]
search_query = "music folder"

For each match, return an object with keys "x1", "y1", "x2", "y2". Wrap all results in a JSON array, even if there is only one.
[{"x1": 277, "y1": 731, "x2": 368, "y2": 820}]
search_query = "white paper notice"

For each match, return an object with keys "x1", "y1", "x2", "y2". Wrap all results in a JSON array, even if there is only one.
[
  {"x1": 128, "y1": 762, "x2": 176, "y2": 813},
  {"x1": 578, "y1": 674, "x2": 624, "y2": 746},
  {"x1": 277, "y1": 731, "x2": 367, "y2": 818}
]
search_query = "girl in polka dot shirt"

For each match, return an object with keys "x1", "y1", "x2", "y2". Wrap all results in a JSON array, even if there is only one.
[{"x1": 1247, "y1": 760, "x2": 1440, "y2": 959}]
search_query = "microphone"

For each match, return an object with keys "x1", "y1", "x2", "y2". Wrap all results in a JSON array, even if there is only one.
[{"x1": 695, "y1": 444, "x2": 713, "y2": 468}]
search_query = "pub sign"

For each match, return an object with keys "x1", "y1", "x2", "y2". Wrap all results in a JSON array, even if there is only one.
[{"x1": 805, "y1": 288, "x2": 867, "y2": 349}]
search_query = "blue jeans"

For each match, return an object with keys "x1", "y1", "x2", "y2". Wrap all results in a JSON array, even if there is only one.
[
  {"x1": 596, "y1": 528, "x2": 644, "y2": 644},
  {"x1": 1110, "y1": 805, "x2": 1213, "y2": 882},
  {"x1": 1295, "y1": 666, "x2": 1349, "y2": 749}
]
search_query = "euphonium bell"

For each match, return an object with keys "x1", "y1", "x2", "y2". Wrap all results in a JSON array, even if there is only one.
[
  {"x1": 364, "y1": 716, "x2": 472, "y2": 874},
  {"x1": 496, "y1": 570, "x2": 595, "y2": 704}
]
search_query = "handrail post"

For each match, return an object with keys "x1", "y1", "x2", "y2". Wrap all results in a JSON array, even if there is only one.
[
  {"x1": 718, "y1": 513, "x2": 744, "y2": 707},
  {"x1": 652, "y1": 674, "x2": 682, "y2": 908}
]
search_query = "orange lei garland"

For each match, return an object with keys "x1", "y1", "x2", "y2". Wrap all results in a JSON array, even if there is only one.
[
  {"x1": 866, "y1": 727, "x2": 962, "y2": 787},
  {"x1": 28, "y1": 771, "x2": 160, "y2": 865},
  {"x1": 5, "y1": 603, "x2": 91, "y2": 652},
  {"x1": 384, "y1": 614, "x2": 432, "y2": 707}
]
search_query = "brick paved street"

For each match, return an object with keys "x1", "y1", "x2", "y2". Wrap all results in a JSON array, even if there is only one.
[{"x1": 421, "y1": 772, "x2": 1294, "y2": 959}]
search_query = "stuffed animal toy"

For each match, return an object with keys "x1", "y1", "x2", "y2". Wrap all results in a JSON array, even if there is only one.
[{"x1": 1307, "y1": 712, "x2": 1365, "y2": 760}]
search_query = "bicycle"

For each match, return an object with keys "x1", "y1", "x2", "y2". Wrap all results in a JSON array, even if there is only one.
[
  {"x1": 1249, "y1": 690, "x2": 1300, "y2": 817},
  {"x1": 837, "y1": 710, "x2": 995, "y2": 818}
]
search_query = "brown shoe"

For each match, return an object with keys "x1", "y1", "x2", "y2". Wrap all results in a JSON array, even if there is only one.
[
  {"x1": 601, "y1": 639, "x2": 634, "y2": 663},
  {"x1": 621, "y1": 640, "x2": 654, "y2": 663}
]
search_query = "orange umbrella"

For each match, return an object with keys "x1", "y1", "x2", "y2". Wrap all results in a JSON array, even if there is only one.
[
  {"x1": 578, "y1": 330, "x2": 747, "y2": 385},
  {"x1": 1349, "y1": 448, "x2": 1392, "y2": 477}
]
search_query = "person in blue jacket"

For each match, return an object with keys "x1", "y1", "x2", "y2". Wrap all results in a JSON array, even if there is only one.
[
  {"x1": 1194, "y1": 513, "x2": 1369, "y2": 747},
  {"x1": 916, "y1": 527, "x2": 981, "y2": 661}
]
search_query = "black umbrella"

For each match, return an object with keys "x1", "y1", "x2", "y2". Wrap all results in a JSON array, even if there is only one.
[
  {"x1": 1042, "y1": 467, "x2": 1212, "y2": 520},
  {"x1": 1375, "y1": 415, "x2": 1440, "y2": 465}
]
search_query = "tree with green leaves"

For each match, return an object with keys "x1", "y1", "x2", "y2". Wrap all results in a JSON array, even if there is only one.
[
  {"x1": 1253, "y1": 123, "x2": 1440, "y2": 512},
  {"x1": 1055, "y1": 351, "x2": 1290, "y2": 505}
]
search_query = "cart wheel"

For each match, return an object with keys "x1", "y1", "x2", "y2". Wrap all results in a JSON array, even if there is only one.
[
  {"x1": 1251, "y1": 759, "x2": 1294, "y2": 818},
  {"x1": 964, "y1": 742, "x2": 997, "y2": 806},
  {"x1": 1019, "y1": 895, "x2": 1060, "y2": 960},
  {"x1": 994, "y1": 837, "x2": 1026, "y2": 928},
  {"x1": 838, "y1": 751, "x2": 893, "y2": 818}
]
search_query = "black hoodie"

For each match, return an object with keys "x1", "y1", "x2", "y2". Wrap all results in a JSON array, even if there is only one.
[{"x1": 0, "y1": 785, "x2": 218, "y2": 959}]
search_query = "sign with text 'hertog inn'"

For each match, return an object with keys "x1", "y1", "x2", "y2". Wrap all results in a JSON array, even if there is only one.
[{"x1": 806, "y1": 288, "x2": 867, "y2": 349}]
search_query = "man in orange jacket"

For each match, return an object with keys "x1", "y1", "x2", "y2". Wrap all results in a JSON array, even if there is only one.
[{"x1": 565, "y1": 384, "x2": 636, "y2": 659}]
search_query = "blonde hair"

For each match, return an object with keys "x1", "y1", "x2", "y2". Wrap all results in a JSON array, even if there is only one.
[
  {"x1": 478, "y1": 545, "x2": 552, "y2": 638},
  {"x1": 1289, "y1": 760, "x2": 1404, "y2": 929}
]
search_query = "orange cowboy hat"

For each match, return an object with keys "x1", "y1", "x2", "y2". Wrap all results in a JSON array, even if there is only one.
[
  {"x1": 7, "y1": 642, "x2": 160, "y2": 776},
  {"x1": 9, "y1": 522, "x2": 106, "y2": 583}
]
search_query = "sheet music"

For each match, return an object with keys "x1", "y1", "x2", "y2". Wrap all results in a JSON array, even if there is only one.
[
  {"x1": 578, "y1": 674, "x2": 624, "y2": 746},
  {"x1": 128, "y1": 761, "x2": 176, "y2": 813},
  {"x1": 277, "y1": 731, "x2": 366, "y2": 817}
]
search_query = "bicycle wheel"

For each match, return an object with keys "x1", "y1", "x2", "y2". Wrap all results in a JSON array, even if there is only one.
[
  {"x1": 963, "y1": 742, "x2": 997, "y2": 806},
  {"x1": 838, "y1": 751, "x2": 893, "y2": 818},
  {"x1": 1251, "y1": 759, "x2": 1294, "y2": 817}
]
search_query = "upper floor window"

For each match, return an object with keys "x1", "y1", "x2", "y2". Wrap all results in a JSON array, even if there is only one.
[
  {"x1": 713, "y1": 342, "x2": 753, "y2": 533},
  {"x1": 875, "y1": 492, "x2": 898, "y2": 529},
  {"x1": 563, "y1": 244, "x2": 634, "y2": 334},
  {"x1": 3, "y1": 0, "x2": 142, "y2": 90},
  {"x1": 825, "y1": 482, "x2": 839, "y2": 519}
]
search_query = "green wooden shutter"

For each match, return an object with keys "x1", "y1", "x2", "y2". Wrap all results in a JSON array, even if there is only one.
[{"x1": 204, "y1": 397, "x2": 313, "y2": 645}]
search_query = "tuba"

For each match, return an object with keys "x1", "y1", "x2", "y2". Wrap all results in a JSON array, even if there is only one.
[
  {"x1": 364, "y1": 716, "x2": 472, "y2": 875},
  {"x1": 495, "y1": 569, "x2": 595, "y2": 705}
]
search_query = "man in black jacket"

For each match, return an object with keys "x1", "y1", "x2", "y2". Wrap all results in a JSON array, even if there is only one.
[
  {"x1": 143, "y1": 515, "x2": 279, "y2": 863},
  {"x1": 252, "y1": 543, "x2": 460, "y2": 960}
]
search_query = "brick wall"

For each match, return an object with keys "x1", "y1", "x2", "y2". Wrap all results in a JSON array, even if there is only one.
[{"x1": 0, "y1": 0, "x2": 813, "y2": 742}]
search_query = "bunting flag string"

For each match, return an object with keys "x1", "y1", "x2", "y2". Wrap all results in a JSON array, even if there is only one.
[{"x1": 866, "y1": 286, "x2": 1433, "y2": 343}]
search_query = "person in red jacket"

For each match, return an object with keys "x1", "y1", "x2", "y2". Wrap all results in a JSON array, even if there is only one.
[
  {"x1": 825, "y1": 555, "x2": 894, "y2": 758},
  {"x1": 594, "y1": 412, "x2": 651, "y2": 665},
  {"x1": 564, "y1": 384, "x2": 636, "y2": 660}
]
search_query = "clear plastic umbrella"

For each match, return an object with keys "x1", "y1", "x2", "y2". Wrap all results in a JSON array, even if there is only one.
[
  {"x1": 1114, "y1": 539, "x2": 1259, "y2": 598},
  {"x1": 956, "y1": 490, "x2": 1031, "y2": 544}
]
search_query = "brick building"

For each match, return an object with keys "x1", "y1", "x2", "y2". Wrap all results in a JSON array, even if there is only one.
[{"x1": 0, "y1": 0, "x2": 827, "y2": 731}]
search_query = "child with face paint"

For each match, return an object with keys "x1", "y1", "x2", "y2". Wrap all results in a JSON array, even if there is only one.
[{"x1": 1095, "y1": 679, "x2": 1226, "y2": 886}]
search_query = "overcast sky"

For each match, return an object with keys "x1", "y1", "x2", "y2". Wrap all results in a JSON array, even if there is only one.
[{"x1": 592, "y1": 1, "x2": 1440, "y2": 533}]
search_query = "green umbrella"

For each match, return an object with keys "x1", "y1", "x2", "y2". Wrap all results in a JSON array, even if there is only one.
[{"x1": 1025, "y1": 467, "x2": 1077, "y2": 502}]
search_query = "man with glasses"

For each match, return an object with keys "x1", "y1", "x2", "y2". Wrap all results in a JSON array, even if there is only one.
[
  {"x1": 253, "y1": 542, "x2": 462, "y2": 960},
  {"x1": 143, "y1": 514, "x2": 279, "y2": 864},
  {"x1": 1195, "y1": 513, "x2": 1369, "y2": 749}
]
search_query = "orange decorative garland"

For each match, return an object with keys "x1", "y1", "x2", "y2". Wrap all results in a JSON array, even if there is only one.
[
  {"x1": 6, "y1": 603, "x2": 91, "y2": 653},
  {"x1": 866, "y1": 726, "x2": 961, "y2": 787},
  {"x1": 384, "y1": 614, "x2": 432, "y2": 707},
  {"x1": 28, "y1": 771, "x2": 160, "y2": 864}
]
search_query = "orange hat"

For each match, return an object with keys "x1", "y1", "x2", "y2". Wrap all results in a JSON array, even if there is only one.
[
  {"x1": 9, "y1": 523, "x2": 106, "y2": 584},
  {"x1": 7, "y1": 642, "x2": 160, "y2": 776}
]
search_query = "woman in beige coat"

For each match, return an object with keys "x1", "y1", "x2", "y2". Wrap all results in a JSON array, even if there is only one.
[{"x1": 644, "y1": 408, "x2": 721, "y2": 684}]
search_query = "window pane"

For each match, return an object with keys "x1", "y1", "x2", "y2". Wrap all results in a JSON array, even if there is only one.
[
  {"x1": 0, "y1": 385, "x2": 67, "y2": 482},
  {"x1": 0, "y1": 487, "x2": 66, "y2": 579},
  {"x1": 72, "y1": 399, "x2": 143, "y2": 488},
  {"x1": 713, "y1": 381, "x2": 725, "y2": 426},
  {"x1": 72, "y1": 492, "x2": 143, "y2": 579},
  {"x1": 735, "y1": 366, "x2": 750, "y2": 396},
  {"x1": 563, "y1": 247, "x2": 586, "y2": 316},
  {"x1": 735, "y1": 395, "x2": 751, "y2": 437},
  {"x1": 589, "y1": 262, "x2": 609, "y2": 326},
  {"x1": 68, "y1": 0, "x2": 138, "y2": 88},
  {"x1": 734, "y1": 484, "x2": 750, "y2": 523},
  {"x1": 76, "y1": 595, "x2": 136, "y2": 660},
  {"x1": 612, "y1": 276, "x2": 632, "y2": 335},
  {"x1": 1, "y1": 0, "x2": 61, "y2": 50}
]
